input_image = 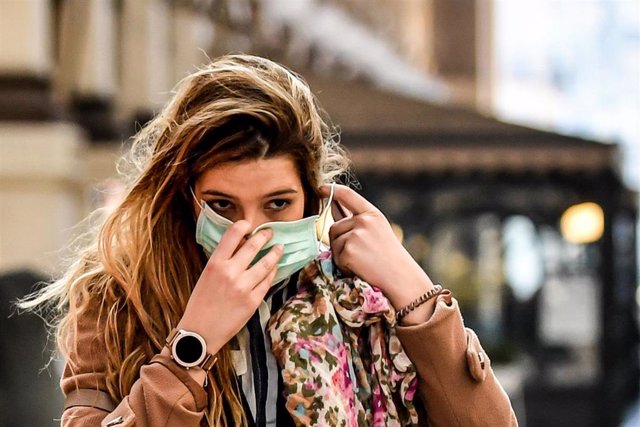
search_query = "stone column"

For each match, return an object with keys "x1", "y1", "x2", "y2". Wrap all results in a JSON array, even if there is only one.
[
  {"x1": 0, "y1": 1, "x2": 81, "y2": 423},
  {"x1": 430, "y1": 0, "x2": 478, "y2": 107},
  {"x1": 57, "y1": 0, "x2": 117, "y2": 101},
  {"x1": 0, "y1": 0, "x2": 87, "y2": 275},
  {"x1": 119, "y1": 0, "x2": 172, "y2": 124},
  {"x1": 0, "y1": 0, "x2": 58, "y2": 120},
  {"x1": 0, "y1": 124, "x2": 86, "y2": 274},
  {"x1": 57, "y1": 0, "x2": 120, "y2": 140},
  {"x1": 475, "y1": 0, "x2": 495, "y2": 113},
  {"x1": 0, "y1": 0, "x2": 51, "y2": 77},
  {"x1": 391, "y1": 0, "x2": 435, "y2": 75},
  {"x1": 172, "y1": 1, "x2": 215, "y2": 82}
]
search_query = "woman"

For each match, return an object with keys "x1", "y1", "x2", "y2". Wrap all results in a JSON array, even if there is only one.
[{"x1": 22, "y1": 54, "x2": 517, "y2": 426}]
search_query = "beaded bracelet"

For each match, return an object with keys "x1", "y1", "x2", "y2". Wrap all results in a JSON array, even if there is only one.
[{"x1": 395, "y1": 284, "x2": 443, "y2": 322}]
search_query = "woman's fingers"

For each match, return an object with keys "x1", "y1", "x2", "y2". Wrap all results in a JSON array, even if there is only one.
[
  {"x1": 329, "y1": 216, "x2": 356, "y2": 240},
  {"x1": 330, "y1": 201, "x2": 351, "y2": 221},
  {"x1": 246, "y1": 244, "x2": 283, "y2": 287},
  {"x1": 330, "y1": 231, "x2": 347, "y2": 257},
  {"x1": 232, "y1": 228, "x2": 274, "y2": 267},
  {"x1": 251, "y1": 256, "x2": 280, "y2": 297},
  {"x1": 211, "y1": 220, "x2": 254, "y2": 260},
  {"x1": 320, "y1": 184, "x2": 377, "y2": 215},
  {"x1": 329, "y1": 232, "x2": 355, "y2": 276}
]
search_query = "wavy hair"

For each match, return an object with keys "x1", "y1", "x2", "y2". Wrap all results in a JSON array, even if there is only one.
[{"x1": 19, "y1": 54, "x2": 351, "y2": 426}]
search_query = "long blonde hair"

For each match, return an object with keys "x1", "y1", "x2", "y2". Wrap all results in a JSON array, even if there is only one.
[{"x1": 20, "y1": 54, "x2": 350, "y2": 426}]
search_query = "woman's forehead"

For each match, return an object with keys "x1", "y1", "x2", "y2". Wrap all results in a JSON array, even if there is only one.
[{"x1": 196, "y1": 155, "x2": 303, "y2": 197}]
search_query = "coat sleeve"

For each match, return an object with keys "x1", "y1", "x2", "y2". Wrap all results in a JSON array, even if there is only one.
[
  {"x1": 59, "y1": 305, "x2": 208, "y2": 427},
  {"x1": 395, "y1": 290, "x2": 518, "y2": 427}
]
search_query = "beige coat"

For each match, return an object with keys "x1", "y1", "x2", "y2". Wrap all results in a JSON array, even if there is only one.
[{"x1": 61, "y1": 291, "x2": 518, "y2": 426}]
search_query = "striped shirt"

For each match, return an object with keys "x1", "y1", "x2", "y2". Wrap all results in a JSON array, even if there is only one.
[{"x1": 233, "y1": 271, "x2": 301, "y2": 427}]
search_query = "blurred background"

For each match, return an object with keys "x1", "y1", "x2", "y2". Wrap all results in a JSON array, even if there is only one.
[{"x1": 1, "y1": 0, "x2": 638, "y2": 426}]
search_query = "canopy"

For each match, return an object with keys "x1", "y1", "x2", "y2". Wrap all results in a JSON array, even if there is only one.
[{"x1": 306, "y1": 75, "x2": 619, "y2": 176}]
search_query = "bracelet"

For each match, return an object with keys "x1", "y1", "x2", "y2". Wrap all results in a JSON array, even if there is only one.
[{"x1": 395, "y1": 284, "x2": 443, "y2": 322}]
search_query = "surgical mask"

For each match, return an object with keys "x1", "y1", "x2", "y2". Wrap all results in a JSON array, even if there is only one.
[{"x1": 194, "y1": 184, "x2": 334, "y2": 285}]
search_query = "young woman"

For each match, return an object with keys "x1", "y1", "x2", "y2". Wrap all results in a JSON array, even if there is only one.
[{"x1": 23, "y1": 54, "x2": 517, "y2": 426}]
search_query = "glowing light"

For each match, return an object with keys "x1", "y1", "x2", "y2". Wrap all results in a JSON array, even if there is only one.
[{"x1": 560, "y1": 202, "x2": 605, "y2": 244}]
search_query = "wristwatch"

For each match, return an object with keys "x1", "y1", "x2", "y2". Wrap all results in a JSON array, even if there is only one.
[{"x1": 165, "y1": 328, "x2": 217, "y2": 371}]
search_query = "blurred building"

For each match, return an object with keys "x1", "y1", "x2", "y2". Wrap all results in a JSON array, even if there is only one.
[
  {"x1": 1, "y1": 1, "x2": 637, "y2": 426},
  {"x1": 307, "y1": 73, "x2": 638, "y2": 427}
]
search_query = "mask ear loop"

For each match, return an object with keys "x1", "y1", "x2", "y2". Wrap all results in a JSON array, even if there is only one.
[
  {"x1": 189, "y1": 187, "x2": 203, "y2": 207},
  {"x1": 189, "y1": 187, "x2": 207, "y2": 226},
  {"x1": 316, "y1": 182, "x2": 335, "y2": 251},
  {"x1": 315, "y1": 183, "x2": 337, "y2": 286}
]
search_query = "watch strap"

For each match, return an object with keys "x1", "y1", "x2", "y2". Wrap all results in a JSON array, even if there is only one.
[
  {"x1": 165, "y1": 327, "x2": 180, "y2": 346},
  {"x1": 200, "y1": 352, "x2": 218, "y2": 371}
]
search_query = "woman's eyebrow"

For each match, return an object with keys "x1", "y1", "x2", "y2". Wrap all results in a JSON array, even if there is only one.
[
  {"x1": 201, "y1": 190, "x2": 236, "y2": 198},
  {"x1": 200, "y1": 188, "x2": 298, "y2": 198},
  {"x1": 265, "y1": 188, "x2": 298, "y2": 197}
]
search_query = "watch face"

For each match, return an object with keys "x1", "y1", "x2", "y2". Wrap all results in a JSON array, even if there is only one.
[{"x1": 174, "y1": 332, "x2": 205, "y2": 367}]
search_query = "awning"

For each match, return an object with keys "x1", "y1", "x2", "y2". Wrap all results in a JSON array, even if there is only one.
[{"x1": 305, "y1": 74, "x2": 619, "y2": 175}]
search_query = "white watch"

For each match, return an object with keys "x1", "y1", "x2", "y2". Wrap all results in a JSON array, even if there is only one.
[{"x1": 165, "y1": 328, "x2": 217, "y2": 371}]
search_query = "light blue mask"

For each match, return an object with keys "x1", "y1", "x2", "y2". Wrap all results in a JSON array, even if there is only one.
[{"x1": 194, "y1": 184, "x2": 334, "y2": 286}]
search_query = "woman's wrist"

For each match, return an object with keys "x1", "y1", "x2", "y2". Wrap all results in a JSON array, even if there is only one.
[
  {"x1": 384, "y1": 261, "x2": 434, "y2": 307},
  {"x1": 382, "y1": 261, "x2": 438, "y2": 324},
  {"x1": 396, "y1": 284, "x2": 443, "y2": 325},
  {"x1": 177, "y1": 314, "x2": 226, "y2": 356}
]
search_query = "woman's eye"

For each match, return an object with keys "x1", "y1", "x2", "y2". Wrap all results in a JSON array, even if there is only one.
[
  {"x1": 209, "y1": 200, "x2": 233, "y2": 211},
  {"x1": 267, "y1": 199, "x2": 290, "y2": 210}
]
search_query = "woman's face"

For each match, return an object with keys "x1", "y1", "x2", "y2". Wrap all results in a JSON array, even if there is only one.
[{"x1": 194, "y1": 155, "x2": 306, "y2": 230}]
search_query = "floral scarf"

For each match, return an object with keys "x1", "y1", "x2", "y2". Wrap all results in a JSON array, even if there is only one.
[{"x1": 266, "y1": 251, "x2": 419, "y2": 426}]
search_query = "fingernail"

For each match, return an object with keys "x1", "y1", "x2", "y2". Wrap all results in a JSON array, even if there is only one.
[{"x1": 275, "y1": 244, "x2": 284, "y2": 252}]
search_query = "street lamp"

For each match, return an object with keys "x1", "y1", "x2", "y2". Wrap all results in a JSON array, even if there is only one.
[{"x1": 560, "y1": 202, "x2": 605, "y2": 244}]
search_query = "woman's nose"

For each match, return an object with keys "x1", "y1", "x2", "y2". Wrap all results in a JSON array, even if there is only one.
[{"x1": 239, "y1": 211, "x2": 270, "y2": 233}]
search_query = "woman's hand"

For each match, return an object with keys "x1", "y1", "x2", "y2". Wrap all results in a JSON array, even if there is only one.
[
  {"x1": 322, "y1": 184, "x2": 436, "y2": 321},
  {"x1": 177, "y1": 221, "x2": 283, "y2": 355}
]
